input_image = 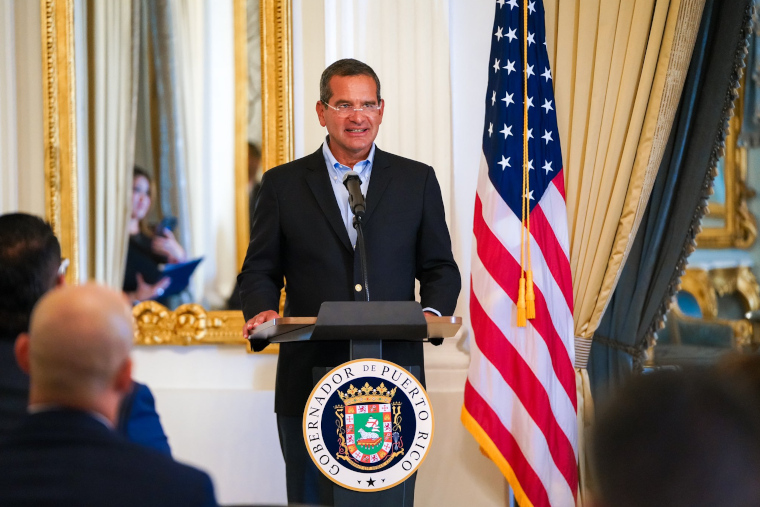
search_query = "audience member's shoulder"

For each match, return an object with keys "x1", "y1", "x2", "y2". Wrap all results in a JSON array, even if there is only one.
[{"x1": 121, "y1": 441, "x2": 217, "y2": 505}]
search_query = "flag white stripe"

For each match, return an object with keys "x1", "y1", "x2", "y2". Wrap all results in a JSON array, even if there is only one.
[{"x1": 539, "y1": 181, "x2": 570, "y2": 258}]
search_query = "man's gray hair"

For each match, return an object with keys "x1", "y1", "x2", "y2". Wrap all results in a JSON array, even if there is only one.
[{"x1": 319, "y1": 58, "x2": 381, "y2": 104}]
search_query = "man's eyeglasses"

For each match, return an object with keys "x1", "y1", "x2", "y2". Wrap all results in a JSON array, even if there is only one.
[{"x1": 321, "y1": 100, "x2": 382, "y2": 117}]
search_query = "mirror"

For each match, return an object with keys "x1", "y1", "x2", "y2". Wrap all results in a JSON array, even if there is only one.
[
  {"x1": 696, "y1": 81, "x2": 758, "y2": 248},
  {"x1": 42, "y1": 0, "x2": 293, "y2": 345}
]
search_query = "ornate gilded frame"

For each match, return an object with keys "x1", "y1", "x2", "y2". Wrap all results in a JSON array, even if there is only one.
[
  {"x1": 41, "y1": 0, "x2": 78, "y2": 284},
  {"x1": 696, "y1": 82, "x2": 757, "y2": 248},
  {"x1": 42, "y1": 0, "x2": 293, "y2": 347}
]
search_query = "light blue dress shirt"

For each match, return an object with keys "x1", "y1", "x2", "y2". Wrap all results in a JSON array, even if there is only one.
[{"x1": 322, "y1": 138, "x2": 375, "y2": 249}]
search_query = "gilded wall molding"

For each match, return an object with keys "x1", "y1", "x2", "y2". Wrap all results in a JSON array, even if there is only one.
[
  {"x1": 681, "y1": 265, "x2": 760, "y2": 319},
  {"x1": 680, "y1": 268, "x2": 718, "y2": 318},
  {"x1": 132, "y1": 301, "x2": 278, "y2": 352},
  {"x1": 41, "y1": 0, "x2": 78, "y2": 283},
  {"x1": 133, "y1": 301, "x2": 248, "y2": 346},
  {"x1": 234, "y1": 0, "x2": 250, "y2": 269},
  {"x1": 697, "y1": 79, "x2": 758, "y2": 249},
  {"x1": 710, "y1": 266, "x2": 760, "y2": 311},
  {"x1": 260, "y1": 0, "x2": 294, "y2": 172}
]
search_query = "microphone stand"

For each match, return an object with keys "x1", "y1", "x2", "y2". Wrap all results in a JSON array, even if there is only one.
[{"x1": 353, "y1": 212, "x2": 370, "y2": 302}]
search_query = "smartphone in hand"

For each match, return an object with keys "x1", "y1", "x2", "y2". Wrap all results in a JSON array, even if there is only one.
[{"x1": 155, "y1": 216, "x2": 177, "y2": 236}]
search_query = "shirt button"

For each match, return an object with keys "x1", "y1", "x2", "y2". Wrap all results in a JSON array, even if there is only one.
[{"x1": 355, "y1": 284, "x2": 362, "y2": 292}]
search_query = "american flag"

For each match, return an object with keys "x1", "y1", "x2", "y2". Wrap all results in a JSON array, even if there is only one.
[{"x1": 462, "y1": 1, "x2": 578, "y2": 506}]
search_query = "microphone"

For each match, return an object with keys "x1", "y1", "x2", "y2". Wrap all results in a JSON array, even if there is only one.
[{"x1": 342, "y1": 171, "x2": 366, "y2": 217}]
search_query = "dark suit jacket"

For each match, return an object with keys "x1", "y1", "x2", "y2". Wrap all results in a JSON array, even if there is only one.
[
  {"x1": 238, "y1": 146, "x2": 461, "y2": 416},
  {"x1": 0, "y1": 338, "x2": 28, "y2": 440},
  {"x1": 0, "y1": 409, "x2": 217, "y2": 507}
]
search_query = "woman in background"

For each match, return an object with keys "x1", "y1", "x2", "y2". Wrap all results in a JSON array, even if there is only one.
[{"x1": 123, "y1": 167, "x2": 186, "y2": 304}]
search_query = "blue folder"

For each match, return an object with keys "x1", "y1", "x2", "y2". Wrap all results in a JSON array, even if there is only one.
[{"x1": 159, "y1": 257, "x2": 203, "y2": 296}]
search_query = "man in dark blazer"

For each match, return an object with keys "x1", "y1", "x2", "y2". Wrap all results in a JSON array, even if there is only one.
[
  {"x1": 0, "y1": 283, "x2": 217, "y2": 507},
  {"x1": 238, "y1": 59, "x2": 461, "y2": 506},
  {"x1": 0, "y1": 213, "x2": 171, "y2": 455}
]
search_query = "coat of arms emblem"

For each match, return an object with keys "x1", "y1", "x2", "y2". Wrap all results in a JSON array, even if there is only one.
[
  {"x1": 303, "y1": 359, "x2": 434, "y2": 492},
  {"x1": 335, "y1": 382, "x2": 404, "y2": 469}
]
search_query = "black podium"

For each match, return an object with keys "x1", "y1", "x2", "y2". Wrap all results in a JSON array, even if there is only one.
[{"x1": 248, "y1": 301, "x2": 461, "y2": 507}]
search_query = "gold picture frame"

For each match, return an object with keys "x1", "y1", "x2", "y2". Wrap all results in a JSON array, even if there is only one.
[
  {"x1": 41, "y1": 0, "x2": 293, "y2": 348},
  {"x1": 696, "y1": 81, "x2": 757, "y2": 249},
  {"x1": 41, "y1": 0, "x2": 78, "y2": 285}
]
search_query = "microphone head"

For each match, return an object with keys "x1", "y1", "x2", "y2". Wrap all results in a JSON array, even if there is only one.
[{"x1": 342, "y1": 171, "x2": 362, "y2": 186}]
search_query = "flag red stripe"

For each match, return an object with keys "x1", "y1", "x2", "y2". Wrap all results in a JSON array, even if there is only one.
[
  {"x1": 464, "y1": 380, "x2": 552, "y2": 507},
  {"x1": 529, "y1": 205, "x2": 574, "y2": 311},
  {"x1": 470, "y1": 289, "x2": 578, "y2": 490},
  {"x1": 474, "y1": 196, "x2": 576, "y2": 406},
  {"x1": 554, "y1": 168, "x2": 566, "y2": 201}
]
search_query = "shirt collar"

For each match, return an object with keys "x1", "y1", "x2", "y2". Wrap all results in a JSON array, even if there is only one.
[
  {"x1": 29, "y1": 403, "x2": 114, "y2": 429},
  {"x1": 322, "y1": 136, "x2": 376, "y2": 176}
]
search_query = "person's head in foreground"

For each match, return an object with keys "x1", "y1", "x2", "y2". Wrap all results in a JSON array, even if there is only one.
[
  {"x1": 591, "y1": 368, "x2": 760, "y2": 507},
  {"x1": 0, "y1": 213, "x2": 63, "y2": 340},
  {"x1": 14, "y1": 283, "x2": 134, "y2": 423}
]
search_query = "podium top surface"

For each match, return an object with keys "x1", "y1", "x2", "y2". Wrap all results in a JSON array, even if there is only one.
[{"x1": 251, "y1": 315, "x2": 462, "y2": 342}]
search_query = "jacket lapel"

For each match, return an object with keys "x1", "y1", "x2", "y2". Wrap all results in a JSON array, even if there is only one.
[
  {"x1": 304, "y1": 147, "x2": 353, "y2": 252},
  {"x1": 362, "y1": 147, "x2": 393, "y2": 226}
]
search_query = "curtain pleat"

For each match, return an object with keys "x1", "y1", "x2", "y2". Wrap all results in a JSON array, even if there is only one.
[
  {"x1": 0, "y1": 0, "x2": 17, "y2": 214},
  {"x1": 143, "y1": 0, "x2": 191, "y2": 258},
  {"x1": 90, "y1": 0, "x2": 140, "y2": 287},
  {"x1": 169, "y1": 0, "x2": 205, "y2": 301},
  {"x1": 590, "y1": 0, "x2": 754, "y2": 399}
]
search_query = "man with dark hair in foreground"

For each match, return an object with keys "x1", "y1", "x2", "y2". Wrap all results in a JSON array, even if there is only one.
[
  {"x1": 0, "y1": 213, "x2": 64, "y2": 437},
  {"x1": 591, "y1": 369, "x2": 760, "y2": 507},
  {"x1": 0, "y1": 283, "x2": 217, "y2": 507}
]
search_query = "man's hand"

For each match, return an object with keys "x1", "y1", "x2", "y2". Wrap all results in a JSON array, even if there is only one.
[{"x1": 242, "y1": 310, "x2": 280, "y2": 338}]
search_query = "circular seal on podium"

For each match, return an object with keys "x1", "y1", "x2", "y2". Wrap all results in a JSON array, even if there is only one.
[{"x1": 303, "y1": 358, "x2": 434, "y2": 492}]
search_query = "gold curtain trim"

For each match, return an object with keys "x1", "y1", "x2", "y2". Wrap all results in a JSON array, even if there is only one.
[{"x1": 574, "y1": 336, "x2": 593, "y2": 369}]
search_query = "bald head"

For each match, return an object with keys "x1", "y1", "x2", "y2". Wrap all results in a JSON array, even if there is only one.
[{"x1": 18, "y1": 283, "x2": 134, "y2": 414}]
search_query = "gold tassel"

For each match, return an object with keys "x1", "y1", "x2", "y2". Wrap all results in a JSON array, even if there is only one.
[
  {"x1": 517, "y1": 277, "x2": 527, "y2": 327},
  {"x1": 526, "y1": 269, "x2": 536, "y2": 319}
]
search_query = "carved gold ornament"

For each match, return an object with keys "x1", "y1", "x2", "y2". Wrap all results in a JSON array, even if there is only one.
[{"x1": 133, "y1": 302, "x2": 248, "y2": 346}]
